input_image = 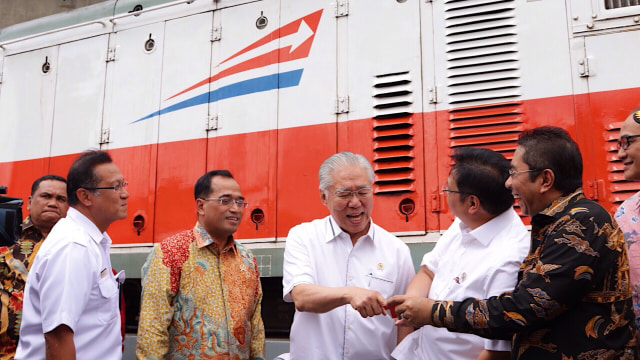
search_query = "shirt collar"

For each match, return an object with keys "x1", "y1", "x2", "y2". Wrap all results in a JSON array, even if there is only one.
[
  {"x1": 67, "y1": 207, "x2": 111, "y2": 246},
  {"x1": 193, "y1": 222, "x2": 237, "y2": 255},
  {"x1": 22, "y1": 215, "x2": 35, "y2": 231},
  {"x1": 459, "y1": 208, "x2": 514, "y2": 247},
  {"x1": 325, "y1": 215, "x2": 374, "y2": 243},
  {"x1": 533, "y1": 188, "x2": 585, "y2": 225}
]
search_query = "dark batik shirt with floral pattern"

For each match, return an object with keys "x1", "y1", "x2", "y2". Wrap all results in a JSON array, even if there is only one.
[
  {"x1": 431, "y1": 189, "x2": 638, "y2": 359},
  {"x1": 0, "y1": 217, "x2": 44, "y2": 359}
]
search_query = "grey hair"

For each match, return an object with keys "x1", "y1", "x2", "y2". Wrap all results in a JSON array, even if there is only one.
[{"x1": 318, "y1": 151, "x2": 375, "y2": 192}]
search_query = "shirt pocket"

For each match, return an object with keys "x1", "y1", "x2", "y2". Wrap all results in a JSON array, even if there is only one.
[
  {"x1": 97, "y1": 275, "x2": 119, "y2": 324},
  {"x1": 365, "y1": 272, "x2": 395, "y2": 298}
]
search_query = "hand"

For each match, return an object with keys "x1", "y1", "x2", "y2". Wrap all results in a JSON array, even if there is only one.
[
  {"x1": 347, "y1": 287, "x2": 386, "y2": 318},
  {"x1": 386, "y1": 295, "x2": 435, "y2": 328}
]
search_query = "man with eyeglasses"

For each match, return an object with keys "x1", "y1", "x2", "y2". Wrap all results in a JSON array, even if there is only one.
[
  {"x1": 388, "y1": 127, "x2": 637, "y2": 359},
  {"x1": 16, "y1": 150, "x2": 129, "y2": 360},
  {"x1": 282, "y1": 151, "x2": 415, "y2": 359},
  {"x1": 615, "y1": 107, "x2": 640, "y2": 353},
  {"x1": 392, "y1": 147, "x2": 529, "y2": 360},
  {"x1": 137, "y1": 170, "x2": 265, "y2": 360}
]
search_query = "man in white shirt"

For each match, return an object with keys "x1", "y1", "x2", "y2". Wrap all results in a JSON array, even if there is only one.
[
  {"x1": 392, "y1": 147, "x2": 529, "y2": 360},
  {"x1": 16, "y1": 150, "x2": 129, "y2": 360},
  {"x1": 283, "y1": 151, "x2": 415, "y2": 360}
]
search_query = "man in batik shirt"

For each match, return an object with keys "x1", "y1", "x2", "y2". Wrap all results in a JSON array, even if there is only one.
[
  {"x1": 615, "y1": 106, "x2": 640, "y2": 353},
  {"x1": 0, "y1": 175, "x2": 68, "y2": 359},
  {"x1": 389, "y1": 126, "x2": 637, "y2": 359},
  {"x1": 137, "y1": 170, "x2": 265, "y2": 360}
]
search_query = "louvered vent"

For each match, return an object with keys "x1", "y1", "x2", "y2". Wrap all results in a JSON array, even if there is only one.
[
  {"x1": 372, "y1": 71, "x2": 415, "y2": 194},
  {"x1": 605, "y1": 0, "x2": 640, "y2": 9},
  {"x1": 444, "y1": 0, "x2": 523, "y2": 157},
  {"x1": 444, "y1": 0, "x2": 521, "y2": 106},
  {"x1": 605, "y1": 124, "x2": 640, "y2": 210}
]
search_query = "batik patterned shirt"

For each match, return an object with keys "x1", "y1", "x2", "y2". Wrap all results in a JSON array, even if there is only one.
[
  {"x1": 0, "y1": 217, "x2": 43, "y2": 360},
  {"x1": 431, "y1": 189, "x2": 637, "y2": 359},
  {"x1": 137, "y1": 223, "x2": 265, "y2": 360},
  {"x1": 616, "y1": 191, "x2": 640, "y2": 350}
]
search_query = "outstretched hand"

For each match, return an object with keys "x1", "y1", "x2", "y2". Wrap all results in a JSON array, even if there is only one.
[
  {"x1": 347, "y1": 287, "x2": 387, "y2": 318},
  {"x1": 386, "y1": 295, "x2": 435, "y2": 328}
]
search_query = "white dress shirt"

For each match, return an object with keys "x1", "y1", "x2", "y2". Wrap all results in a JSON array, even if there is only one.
[
  {"x1": 283, "y1": 215, "x2": 415, "y2": 360},
  {"x1": 15, "y1": 207, "x2": 122, "y2": 360},
  {"x1": 392, "y1": 208, "x2": 530, "y2": 360}
]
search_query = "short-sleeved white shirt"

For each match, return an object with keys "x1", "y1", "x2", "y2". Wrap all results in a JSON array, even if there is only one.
[
  {"x1": 283, "y1": 215, "x2": 415, "y2": 360},
  {"x1": 15, "y1": 207, "x2": 121, "y2": 360},
  {"x1": 392, "y1": 208, "x2": 530, "y2": 360}
]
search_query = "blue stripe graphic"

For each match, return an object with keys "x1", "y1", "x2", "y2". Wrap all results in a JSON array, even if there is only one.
[{"x1": 132, "y1": 69, "x2": 304, "y2": 123}]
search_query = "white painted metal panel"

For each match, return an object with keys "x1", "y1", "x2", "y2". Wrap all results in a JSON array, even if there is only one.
[
  {"x1": 346, "y1": 0, "x2": 423, "y2": 122},
  {"x1": 584, "y1": 30, "x2": 640, "y2": 93},
  {"x1": 0, "y1": 47, "x2": 58, "y2": 162},
  {"x1": 50, "y1": 35, "x2": 109, "y2": 156},
  {"x1": 156, "y1": 11, "x2": 214, "y2": 143},
  {"x1": 102, "y1": 22, "x2": 164, "y2": 149},
  {"x1": 269, "y1": 0, "x2": 336, "y2": 130},
  {"x1": 210, "y1": 0, "x2": 280, "y2": 136}
]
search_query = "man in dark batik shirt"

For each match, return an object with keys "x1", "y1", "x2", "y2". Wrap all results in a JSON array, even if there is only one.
[
  {"x1": 389, "y1": 126, "x2": 638, "y2": 359},
  {"x1": 0, "y1": 175, "x2": 67, "y2": 359}
]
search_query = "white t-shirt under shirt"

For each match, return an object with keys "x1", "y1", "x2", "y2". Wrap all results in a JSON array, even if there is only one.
[
  {"x1": 392, "y1": 208, "x2": 530, "y2": 360},
  {"x1": 15, "y1": 207, "x2": 122, "y2": 360},
  {"x1": 283, "y1": 215, "x2": 415, "y2": 360}
]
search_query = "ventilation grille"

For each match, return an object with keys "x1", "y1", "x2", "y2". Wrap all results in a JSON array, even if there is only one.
[
  {"x1": 605, "y1": 124, "x2": 640, "y2": 210},
  {"x1": 444, "y1": 0, "x2": 521, "y2": 106},
  {"x1": 605, "y1": 0, "x2": 640, "y2": 9},
  {"x1": 448, "y1": 102, "x2": 525, "y2": 157},
  {"x1": 372, "y1": 71, "x2": 415, "y2": 194}
]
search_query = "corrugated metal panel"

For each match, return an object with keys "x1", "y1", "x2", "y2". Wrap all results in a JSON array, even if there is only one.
[{"x1": 372, "y1": 70, "x2": 415, "y2": 194}]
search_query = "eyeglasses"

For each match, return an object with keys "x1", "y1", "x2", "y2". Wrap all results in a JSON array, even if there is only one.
[
  {"x1": 618, "y1": 134, "x2": 640, "y2": 151},
  {"x1": 508, "y1": 169, "x2": 538, "y2": 176},
  {"x1": 441, "y1": 182, "x2": 474, "y2": 196},
  {"x1": 334, "y1": 186, "x2": 373, "y2": 200},
  {"x1": 201, "y1": 197, "x2": 248, "y2": 208},
  {"x1": 83, "y1": 181, "x2": 128, "y2": 193}
]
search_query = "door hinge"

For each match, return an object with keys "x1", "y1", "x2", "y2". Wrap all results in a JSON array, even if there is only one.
[
  {"x1": 584, "y1": 179, "x2": 604, "y2": 201},
  {"x1": 335, "y1": 96, "x2": 350, "y2": 114},
  {"x1": 578, "y1": 57, "x2": 591, "y2": 77},
  {"x1": 211, "y1": 27, "x2": 221, "y2": 42},
  {"x1": 207, "y1": 114, "x2": 219, "y2": 131},
  {"x1": 431, "y1": 191, "x2": 441, "y2": 213},
  {"x1": 106, "y1": 46, "x2": 117, "y2": 62},
  {"x1": 335, "y1": 1, "x2": 349, "y2": 17},
  {"x1": 99, "y1": 128, "x2": 111, "y2": 144},
  {"x1": 428, "y1": 86, "x2": 438, "y2": 104}
]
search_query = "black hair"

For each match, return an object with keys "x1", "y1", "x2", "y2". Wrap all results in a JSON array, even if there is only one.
[
  {"x1": 67, "y1": 150, "x2": 113, "y2": 206},
  {"x1": 517, "y1": 126, "x2": 582, "y2": 193},
  {"x1": 451, "y1": 147, "x2": 514, "y2": 215},
  {"x1": 31, "y1": 175, "x2": 67, "y2": 196},
  {"x1": 194, "y1": 170, "x2": 234, "y2": 200}
]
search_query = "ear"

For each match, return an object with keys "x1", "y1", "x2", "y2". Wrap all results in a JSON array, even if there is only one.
[
  {"x1": 27, "y1": 195, "x2": 33, "y2": 212},
  {"x1": 196, "y1": 198, "x2": 206, "y2": 216},
  {"x1": 76, "y1": 188, "x2": 93, "y2": 207},
  {"x1": 538, "y1": 169, "x2": 555, "y2": 194},
  {"x1": 466, "y1": 195, "x2": 480, "y2": 214},
  {"x1": 320, "y1": 189, "x2": 329, "y2": 206}
]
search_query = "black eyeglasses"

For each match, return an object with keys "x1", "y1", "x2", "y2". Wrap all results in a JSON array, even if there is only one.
[
  {"x1": 201, "y1": 197, "x2": 249, "y2": 208},
  {"x1": 441, "y1": 183, "x2": 474, "y2": 196},
  {"x1": 83, "y1": 181, "x2": 128, "y2": 193},
  {"x1": 618, "y1": 134, "x2": 640, "y2": 151}
]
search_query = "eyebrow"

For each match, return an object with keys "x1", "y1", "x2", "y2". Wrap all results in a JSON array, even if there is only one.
[{"x1": 218, "y1": 194, "x2": 244, "y2": 200}]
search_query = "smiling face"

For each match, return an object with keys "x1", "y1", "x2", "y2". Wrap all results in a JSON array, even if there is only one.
[
  {"x1": 320, "y1": 164, "x2": 373, "y2": 243},
  {"x1": 505, "y1": 146, "x2": 542, "y2": 217},
  {"x1": 618, "y1": 113, "x2": 640, "y2": 181},
  {"x1": 196, "y1": 175, "x2": 244, "y2": 244},
  {"x1": 28, "y1": 179, "x2": 68, "y2": 236}
]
